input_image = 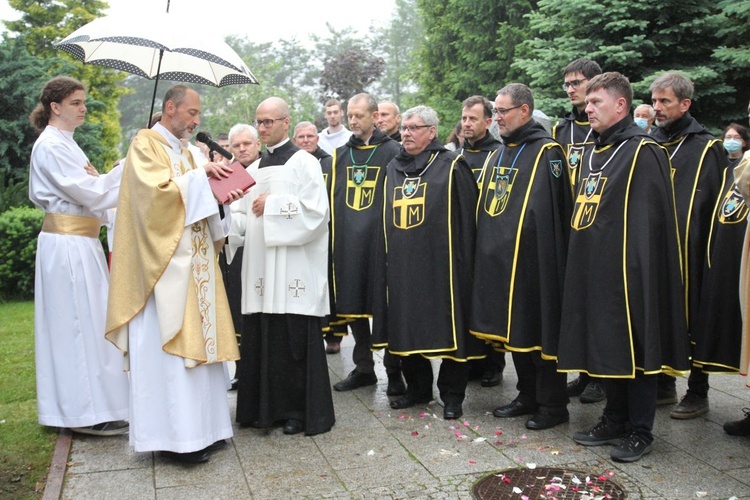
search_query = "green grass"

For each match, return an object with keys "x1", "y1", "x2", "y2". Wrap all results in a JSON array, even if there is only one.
[{"x1": 0, "y1": 301, "x2": 57, "y2": 499}]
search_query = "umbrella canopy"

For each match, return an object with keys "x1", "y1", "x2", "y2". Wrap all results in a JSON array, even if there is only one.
[
  {"x1": 55, "y1": 12, "x2": 259, "y2": 126},
  {"x1": 55, "y1": 13, "x2": 258, "y2": 87}
]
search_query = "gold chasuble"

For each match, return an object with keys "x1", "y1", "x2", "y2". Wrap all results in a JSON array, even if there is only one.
[{"x1": 105, "y1": 129, "x2": 239, "y2": 368}]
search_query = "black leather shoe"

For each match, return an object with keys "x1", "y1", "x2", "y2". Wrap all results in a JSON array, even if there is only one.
[
  {"x1": 526, "y1": 411, "x2": 569, "y2": 430},
  {"x1": 481, "y1": 370, "x2": 503, "y2": 388},
  {"x1": 333, "y1": 369, "x2": 378, "y2": 392},
  {"x1": 282, "y1": 419, "x2": 304, "y2": 435},
  {"x1": 386, "y1": 373, "x2": 407, "y2": 396},
  {"x1": 161, "y1": 449, "x2": 210, "y2": 464},
  {"x1": 493, "y1": 400, "x2": 537, "y2": 418},
  {"x1": 670, "y1": 393, "x2": 709, "y2": 419},
  {"x1": 390, "y1": 393, "x2": 432, "y2": 409},
  {"x1": 443, "y1": 403, "x2": 463, "y2": 420},
  {"x1": 204, "y1": 440, "x2": 227, "y2": 453},
  {"x1": 229, "y1": 378, "x2": 238, "y2": 391}
]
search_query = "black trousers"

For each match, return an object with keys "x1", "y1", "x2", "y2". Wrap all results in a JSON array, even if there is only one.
[
  {"x1": 400, "y1": 354, "x2": 469, "y2": 405},
  {"x1": 658, "y1": 362, "x2": 709, "y2": 399},
  {"x1": 602, "y1": 374, "x2": 657, "y2": 443},
  {"x1": 511, "y1": 350, "x2": 568, "y2": 412},
  {"x1": 350, "y1": 318, "x2": 401, "y2": 375}
]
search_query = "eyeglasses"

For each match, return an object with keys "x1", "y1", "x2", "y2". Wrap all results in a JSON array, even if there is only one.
[
  {"x1": 492, "y1": 105, "x2": 522, "y2": 117},
  {"x1": 400, "y1": 124, "x2": 432, "y2": 132},
  {"x1": 562, "y1": 79, "x2": 588, "y2": 91},
  {"x1": 253, "y1": 117, "x2": 286, "y2": 128}
]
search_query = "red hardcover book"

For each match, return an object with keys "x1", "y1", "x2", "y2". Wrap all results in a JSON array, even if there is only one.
[{"x1": 208, "y1": 161, "x2": 255, "y2": 204}]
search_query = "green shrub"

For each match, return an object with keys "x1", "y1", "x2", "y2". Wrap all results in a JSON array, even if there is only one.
[{"x1": 0, "y1": 207, "x2": 44, "y2": 300}]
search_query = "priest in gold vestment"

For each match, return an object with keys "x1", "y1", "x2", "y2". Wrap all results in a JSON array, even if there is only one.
[{"x1": 106, "y1": 86, "x2": 245, "y2": 464}]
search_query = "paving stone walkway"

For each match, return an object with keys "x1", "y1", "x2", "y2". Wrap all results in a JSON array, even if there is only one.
[{"x1": 60, "y1": 335, "x2": 750, "y2": 499}]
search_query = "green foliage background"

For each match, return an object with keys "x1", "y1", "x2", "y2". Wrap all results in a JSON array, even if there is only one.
[{"x1": 0, "y1": 207, "x2": 43, "y2": 300}]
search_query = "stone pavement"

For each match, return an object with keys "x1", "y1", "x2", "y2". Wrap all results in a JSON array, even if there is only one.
[{"x1": 60, "y1": 335, "x2": 750, "y2": 499}]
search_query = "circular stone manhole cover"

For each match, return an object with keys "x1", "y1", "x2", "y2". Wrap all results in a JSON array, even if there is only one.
[{"x1": 473, "y1": 467, "x2": 626, "y2": 499}]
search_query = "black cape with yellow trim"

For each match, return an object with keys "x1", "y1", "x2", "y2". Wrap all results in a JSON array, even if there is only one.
[
  {"x1": 553, "y1": 107, "x2": 595, "y2": 193},
  {"x1": 557, "y1": 117, "x2": 689, "y2": 377},
  {"x1": 652, "y1": 113, "x2": 725, "y2": 335},
  {"x1": 330, "y1": 129, "x2": 400, "y2": 317},
  {"x1": 371, "y1": 139, "x2": 485, "y2": 360},
  {"x1": 470, "y1": 120, "x2": 572, "y2": 357},
  {"x1": 460, "y1": 131, "x2": 502, "y2": 182},
  {"x1": 692, "y1": 165, "x2": 747, "y2": 373}
]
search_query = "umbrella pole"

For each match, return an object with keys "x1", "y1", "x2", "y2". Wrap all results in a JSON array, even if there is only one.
[{"x1": 147, "y1": 49, "x2": 165, "y2": 128}]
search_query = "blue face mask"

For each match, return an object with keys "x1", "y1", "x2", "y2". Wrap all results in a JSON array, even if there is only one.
[
  {"x1": 634, "y1": 117, "x2": 649, "y2": 131},
  {"x1": 724, "y1": 138, "x2": 743, "y2": 154}
]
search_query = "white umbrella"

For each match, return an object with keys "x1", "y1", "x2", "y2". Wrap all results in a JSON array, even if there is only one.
[{"x1": 55, "y1": 11, "x2": 259, "y2": 125}]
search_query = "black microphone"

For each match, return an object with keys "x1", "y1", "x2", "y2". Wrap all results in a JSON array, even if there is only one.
[{"x1": 196, "y1": 132, "x2": 232, "y2": 160}]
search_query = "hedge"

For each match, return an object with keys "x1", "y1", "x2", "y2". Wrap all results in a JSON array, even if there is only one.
[{"x1": 0, "y1": 206, "x2": 44, "y2": 300}]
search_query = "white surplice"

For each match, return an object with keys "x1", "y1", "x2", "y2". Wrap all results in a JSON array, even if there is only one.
[
  {"x1": 236, "y1": 148, "x2": 330, "y2": 317},
  {"x1": 29, "y1": 125, "x2": 128, "y2": 428},
  {"x1": 125, "y1": 123, "x2": 233, "y2": 453}
]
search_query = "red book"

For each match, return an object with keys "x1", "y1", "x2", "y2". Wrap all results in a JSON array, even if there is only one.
[{"x1": 208, "y1": 161, "x2": 255, "y2": 204}]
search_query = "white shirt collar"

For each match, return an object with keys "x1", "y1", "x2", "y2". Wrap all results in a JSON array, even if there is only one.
[{"x1": 152, "y1": 122, "x2": 183, "y2": 152}]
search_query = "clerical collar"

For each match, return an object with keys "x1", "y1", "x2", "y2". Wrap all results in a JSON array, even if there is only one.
[
  {"x1": 152, "y1": 122, "x2": 183, "y2": 152},
  {"x1": 266, "y1": 137, "x2": 290, "y2": 154}
]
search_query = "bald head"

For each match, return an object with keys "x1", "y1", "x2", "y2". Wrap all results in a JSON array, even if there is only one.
[
  {"x1": 378, "y1": 101, "x2": 401, "y2": 136},
  {"x1": 255, "y1": 97, "x2": 291, "y2": 147}
]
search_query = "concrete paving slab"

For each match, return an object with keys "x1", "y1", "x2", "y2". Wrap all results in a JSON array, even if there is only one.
[
  {"x1": 155, "y1": 480, "x2": 252, "y2": 500},
  {"x1": 335, "y1": 461, "x2": 436, "y2": 491},
  {"x1": 57, "y1": 335, "x2": 750, "y2": 499},
  {"x1": 153, "y1": 442, "x2": 243, "y2": 489},
  {"x1": 617, "y1": 441, "x2": 750, "y2": 499},
  {"x1": 243, "y1": 466, "x2": 345, "y2": 498},
  {"x1": 62, "y1": 468, "x2": 154, "y2": 500},
  {"x1": 67, "y1": 434, "x2": 151, "y2": 474}
]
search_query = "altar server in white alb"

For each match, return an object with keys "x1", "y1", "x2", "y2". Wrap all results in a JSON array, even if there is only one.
[
  {"x1": 235, "y1": 97, "x2": 335, "y2": 436},
  {"x1": 28, "y1": 76, "x2": 129, "y2": 436},
  {"x1": 106, "y1": 85, "x2": 245, "y2": 464}
]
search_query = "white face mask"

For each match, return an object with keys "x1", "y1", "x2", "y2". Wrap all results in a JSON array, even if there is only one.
[
  {"x1": 724, "y1": 138, "x2": 743, "y2": 154},
  {"x1": 634, "y1": 117, "x2": 649, "y2": 131}
]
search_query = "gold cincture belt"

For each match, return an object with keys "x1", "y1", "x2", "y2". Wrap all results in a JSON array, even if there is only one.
[{"x1": 41, "y1": 213, "x2": 100, "y2": 238}]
